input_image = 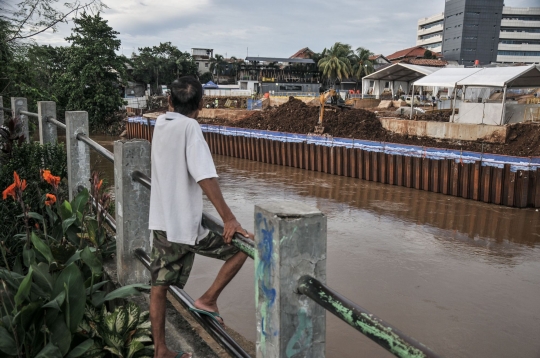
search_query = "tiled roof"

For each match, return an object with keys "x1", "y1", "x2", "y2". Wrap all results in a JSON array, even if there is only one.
[
  {"x1": 386, "y1": 46, "x2": 440, "y2": 61},
  {"x1": 290, "y1": 47, "x2": 315, "y2": 59},
  {"x1": 405, "y1": 58, "x2": 448, "y2": 67}
]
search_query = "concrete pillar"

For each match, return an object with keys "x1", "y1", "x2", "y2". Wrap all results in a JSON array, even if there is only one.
[
  {"x1": 114, "y1": 139, "x2": 151, "y2": 285},
  {"x1": 255, "y1": 202, "x2": 327, "y2": 358},
  {"x1": 65, "y1": 111, "x2": 90, "y2": 201},
  {"x1": 38, "y1": 101, "x2": 57, "y2": 144},
  {"x1": 0, "y1": 96, "x2": 4, "y2": 126},
  {"x1": 11, "y1": 97, "x2": 29, "y2": 142}
]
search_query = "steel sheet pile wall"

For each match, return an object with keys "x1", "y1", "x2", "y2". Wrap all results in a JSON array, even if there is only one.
[{"x1": 126, "y1": 118, "x2": 540, "y2": 208}]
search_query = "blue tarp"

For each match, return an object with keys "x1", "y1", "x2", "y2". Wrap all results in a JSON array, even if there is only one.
[{"x1": 203, "y1": 81, "x2": 219, "y2": 89}]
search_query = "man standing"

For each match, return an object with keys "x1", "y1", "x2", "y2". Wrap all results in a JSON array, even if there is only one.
[{"x1": 149, "y1": 77, "x2": 251, "y2": 358}]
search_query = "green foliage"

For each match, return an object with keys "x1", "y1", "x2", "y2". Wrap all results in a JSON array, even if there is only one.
[
  {"x1": 0, "y1": 141, "x2": 67, "y2": 266},
  {"x1": 350, "y1": 47, "x2": 375, "y2": 80},
  {"x1": 209, "y1": 54, "x2": 227, "y2": 84},
  {"x1": 423, "y1": 50, "x2": 437, "y2": 59},
  {"x1": 318, "y1": 42, "x2": 353, "y2": 85},
  {"x1": 56, "y1": 12, "x2": 127, "y2": 129},
  {"x1": 130, "y1": 42, "x2": 198, "y2": 94},
  {"x1": 0, "y1": 186, "x2": 151, "y2": 357},
  {"x1": 199, "y1": 72, "x2": 213, "y2": 84},
  {"x1": 81, "y1": 302, "x2": 153, "y2": 358}
]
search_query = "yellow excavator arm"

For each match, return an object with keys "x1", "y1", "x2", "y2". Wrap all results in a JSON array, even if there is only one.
[{"x1": 318, "y1": 89, "x2": 337, "y2": 125}]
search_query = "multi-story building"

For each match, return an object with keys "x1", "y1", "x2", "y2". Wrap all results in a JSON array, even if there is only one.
[
  {"x1": 191, "y1": 48, "x2": 213, "y2": 74},
  {"x1": 498, "y1": 7, "x2": 540, "y2": 64},
  {"x1": 417, "y1": 1, "x2": 540, "y2": 65},
  {"x1": 416, "y1": 12, "x2": 445, "y2": 53}
]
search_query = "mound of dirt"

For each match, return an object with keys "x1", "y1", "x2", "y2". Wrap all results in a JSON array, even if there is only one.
[
  {"x1": 398, "y1": 110, "x2": 451, "y2": 122},
  {"x1": 199, "y1": 97, "x2": 540, "y2": 157}
]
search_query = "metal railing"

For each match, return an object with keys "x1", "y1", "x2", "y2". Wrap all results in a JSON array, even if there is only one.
[{"x1": 24, "y1": 96, "x2": 439, "y2": 358}]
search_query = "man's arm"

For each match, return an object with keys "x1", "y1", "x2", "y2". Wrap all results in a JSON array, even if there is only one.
[{"x1": 198, "y1": 177, "x2": 248, "y2": 244}]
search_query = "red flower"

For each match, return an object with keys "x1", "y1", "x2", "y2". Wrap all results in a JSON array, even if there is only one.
[
  {"x1": 44, "y1": 193, "x2": 56, "y2": 206},
  {"x1": 2, "y1": 183, "x2": 16, "y2": 200}
]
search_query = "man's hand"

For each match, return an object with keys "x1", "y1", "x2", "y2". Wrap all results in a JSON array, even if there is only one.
[{"x1": 223, "y1": 218, "x2": 249, "y2": 244}]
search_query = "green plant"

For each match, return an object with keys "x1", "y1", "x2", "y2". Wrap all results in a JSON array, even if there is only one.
[
  {"x1": 0, "y1": 171, "x2": 151, "y2": 357},
  {"x1": 81, "y1": 302, "x2": 153, "y2": 358},
  {"x1": 318, "y1": 42, "x2": 353, "y2": 86},
  {"x1": 0, "y1": 141, "x2": 67, "y2": 263}
]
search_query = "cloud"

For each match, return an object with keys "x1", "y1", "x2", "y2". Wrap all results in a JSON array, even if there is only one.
[{"x1": 30, "y1": 0, "x2": 540, "y2": 58}]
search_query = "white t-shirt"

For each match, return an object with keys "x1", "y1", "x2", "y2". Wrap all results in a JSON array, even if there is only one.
[{"x1": 149, "y1": 111, "x2": 218, "y2": 245}]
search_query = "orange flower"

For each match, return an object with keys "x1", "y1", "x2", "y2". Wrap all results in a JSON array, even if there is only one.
[
  {"x1": 2, "y1": 183, "x2": 16, "y2": 200},
  {"x1": 2, "y1": 172, "x2": 27, "y2": 201},
  {"x1": 44, "y1": 193, "x2": 56, "y2": 206},
  {"x1": 42, "y1": 170, "x2": 61, "y2": 188},
  {"x1": 97, "y1": 179, "x2": 103, "y2": 191}
]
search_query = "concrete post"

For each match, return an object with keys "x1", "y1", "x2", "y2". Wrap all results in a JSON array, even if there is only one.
[
  {"x1": 65, "y1": 111, "x2": 91, "y2": 201},
  {"x1": 255, "y1": 202, "x2": 327, "y2": 358},
  {"x1": 38, "y1": 101, "x2": 57, "y2": 144},
  {"x1": 0, "y1": 96, "x2": 4, "y2": 126},
  {"x1": 114, "y1": 139, "x2": 151, "y2": 285},
  {"x1": 11, "y1": 97, "x2": 29, "y2": 142}
]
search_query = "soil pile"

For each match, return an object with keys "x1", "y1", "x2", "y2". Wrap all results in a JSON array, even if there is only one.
[
  {"x1": 228, "y1": 97, "x2": 387, "y2": 140},
  {"x1": 398, "y1": 110, "x2": 451, "y2": 122},
  {"x1": 199, "y1": 97, "x2": 540, "y2": 157}
]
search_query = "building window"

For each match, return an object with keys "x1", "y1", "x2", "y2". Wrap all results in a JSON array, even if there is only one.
[
  {"x1": 498, "y1": 51, "x2": 540, "y2": 56},
  {"x1": 205, "y1": 63, "x2": 209, "y2": 67},
  {"x1": 466, "y1": 12, "x2": 480, "y2": 16},
  {"x1": 464, "y1": 49, "x2": 475, "y2": 51}
]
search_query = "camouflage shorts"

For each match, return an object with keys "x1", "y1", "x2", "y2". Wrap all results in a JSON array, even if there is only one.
[{"x1": 150, "y1": 230, "x2": 240, "y2": 288}]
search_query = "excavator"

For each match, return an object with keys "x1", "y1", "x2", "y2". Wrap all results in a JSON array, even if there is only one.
[{"x1": 314, "y1": 88, "x2": 343, "y2": 134}]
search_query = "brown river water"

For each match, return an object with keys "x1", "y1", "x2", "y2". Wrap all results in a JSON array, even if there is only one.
[{"x1": 90, "y1": 136, "x2": 540, "y2": 358}]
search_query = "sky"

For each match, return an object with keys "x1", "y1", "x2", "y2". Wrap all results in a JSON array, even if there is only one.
[{"x1": 10, "y1": 0, "x2": 540, "y2": 58}]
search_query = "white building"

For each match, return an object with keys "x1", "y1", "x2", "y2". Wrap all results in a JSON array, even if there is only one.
[
  {"x1": 416, "y1": 12, "x2": 444, "y2": 53},
  {"x1": 417, "y1": 6, "x2": 540, "y2": 64},
  {"x1": 191, "y1": 48, "x2": 213, "y2": 74},
  {"x1": 498, "y1": 7, "x2": 540, "y2": 64}
]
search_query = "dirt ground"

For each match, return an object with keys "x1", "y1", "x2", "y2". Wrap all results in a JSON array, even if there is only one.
[{"x1": 198, "y1": 97, "x2": 540, "y2": 157}]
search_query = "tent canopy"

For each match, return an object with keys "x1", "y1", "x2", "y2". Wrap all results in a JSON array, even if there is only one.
[
  {"x1": 362, "y1": 63, "x2": 440, "y2": 83},
  {"x1": 456, "y1": 65, "x2": 540, "y2": 88},
  {"x1": 203, "y1": 81, "x2": 219, "y2": 89},
  {"x1": 413, "y1": 68, "x2": 483, "y2": 88}
]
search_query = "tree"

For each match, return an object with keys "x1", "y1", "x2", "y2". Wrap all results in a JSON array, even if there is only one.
[
  {"x1": 1, "y1": 0, "x2": 104, "y2": 43},
  {"x1": 57, "y1": 12, "x2": 127, "y2": 129},
  {"x1": 209, "y1": 54, "x2": 227, "y2": 84},
  {"x1": 318, "y1": 42, "x2": 352, "y2": 86},
  {"x1": 130, "y1": 42, "x2": 198, "y2": 94},
  {"x1": 350, "y1": 47, "x2": 374, "y2": 80},
  {"x1": 423, "y1": 50, "x2": 436, "y2": 59}
]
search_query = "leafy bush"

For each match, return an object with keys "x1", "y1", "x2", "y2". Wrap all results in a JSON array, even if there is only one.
[
  {"x1": 0, "y1": 167, "x2": 152, "y2": 357},
  {"x1": 0, "y1": 138, "x2": 67, "y2": 265}
]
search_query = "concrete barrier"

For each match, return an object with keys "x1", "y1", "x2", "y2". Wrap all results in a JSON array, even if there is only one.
[
  {"x1": 380, "y1": 117, "x2": 507, "y2": 144},
  {"x1": 199, "y1": 108, "x2": 251, "y2": 122}
]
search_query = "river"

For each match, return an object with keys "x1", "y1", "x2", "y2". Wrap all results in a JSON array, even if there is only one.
[{"x1": 90, "y1": 135, "x2": 540, "y2": 358}]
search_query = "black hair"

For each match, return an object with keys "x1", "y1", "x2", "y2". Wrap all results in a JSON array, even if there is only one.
[{"x1": 169, "y1": 76, "x2": 203, "y2": 116}]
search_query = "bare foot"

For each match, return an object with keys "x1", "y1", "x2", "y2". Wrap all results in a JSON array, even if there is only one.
[
  {"x1": 193, "y1": 298, "x2": 225, "y2": 326},
  {"x1": 155, "y1": 347, "x2": 192, "y2": 358}
]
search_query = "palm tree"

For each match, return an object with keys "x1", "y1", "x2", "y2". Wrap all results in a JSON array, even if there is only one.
[
  {"x1": 350, "y1": 47, "x2": 375, "y2": 87},
  {"x1": 317, "y1": 42, "x2": 352, "y2": 86},
  {"x1": 209, "y1": 54, "x2": 226, "y2": 84}
]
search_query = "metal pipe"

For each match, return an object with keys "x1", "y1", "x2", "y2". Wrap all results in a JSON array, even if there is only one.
[
  {"x1": 131, "y1": 170, "x2": 256, "y2": 259},
  {"x1": 0, "y1": 107, "x2": 11, "y2": 112},
  {"x1": 76, "y1": 133, "x2": 114, "y2": 162},
  {"x1": 297, "y1": 275, "x2": 440, "y2": 358},
  {"x1": 134, "y1": 249, "x2": 252, "y2": 358},
  {"x1": 46, "y1": 116, "x2": 67, "y2": 130},
  {"x1": 19, "y1": 110, "x2": 39, "y2": 117}
]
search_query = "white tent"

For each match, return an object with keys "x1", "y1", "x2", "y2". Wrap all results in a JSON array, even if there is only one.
[
  {"x1": 456, "y1": 65, "x2": 540, "y2": 88},
  {"x1": 362, "y1": 63, "x2": 440, "y2": 99},
  {"x1": 413, "y1": 68, "x2": 483, "y2": 88}
]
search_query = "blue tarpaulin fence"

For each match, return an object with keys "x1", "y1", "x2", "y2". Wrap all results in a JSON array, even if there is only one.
[{"x1": 126, "y1": 118, "x2": 540, "y2": 172}]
